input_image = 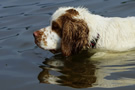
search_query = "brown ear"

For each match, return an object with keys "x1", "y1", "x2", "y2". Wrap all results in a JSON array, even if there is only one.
[{"x1": 61, "y1": 20, "x2": 89, "y2": 56}]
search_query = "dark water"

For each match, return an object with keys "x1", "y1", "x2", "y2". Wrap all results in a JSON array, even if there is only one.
[{"x1": 1, "y1": 0, "x2": 135, "y2": 90}]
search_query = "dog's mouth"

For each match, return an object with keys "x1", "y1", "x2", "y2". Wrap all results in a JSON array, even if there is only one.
[{"x1": 49, "y1": 49, "x2": 61, "y2": 54}]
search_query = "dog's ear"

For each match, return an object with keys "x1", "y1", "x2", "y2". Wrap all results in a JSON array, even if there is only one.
[{"x1": 61, "y1": 20, "x2": 89, "y2": 56}]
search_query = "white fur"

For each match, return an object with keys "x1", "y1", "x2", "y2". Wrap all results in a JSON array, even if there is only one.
[
  {"x1": 40, "y1": 26, "x2": 61, "y2": 50},
  {"x1": 37, "y1": 7, "x2": 135, "y2": 51},
  {"x1": 53, "y1": 7, "x2": 135, "y2": 51}
]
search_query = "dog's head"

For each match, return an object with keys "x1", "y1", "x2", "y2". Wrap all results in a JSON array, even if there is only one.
[{"x1": 33, "y1": 7, "x2": 90, "y2": 56}]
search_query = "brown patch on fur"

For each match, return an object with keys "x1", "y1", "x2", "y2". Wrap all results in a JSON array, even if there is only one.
[
  {"x1": 43, "y1": 34, "x2": 47, "y2": 46},
  {"x1": 51, "y1": 8, "x2": 89, "y2": 56},
  {"x1": 66, "y1": 9, "x2": 79, "y2": 16},
  {"x1": 51, "y1": 8, "x2": 79, "y2": 38},
  {"x1": 52, "y1": 21, "x2": 62, "y2": 37},
  {"x1": 58, "y1": 9, "x2": 79, "y2": 24},
  {"x1": 61, "y1": 19, "x2": 89, "y2": 56}
]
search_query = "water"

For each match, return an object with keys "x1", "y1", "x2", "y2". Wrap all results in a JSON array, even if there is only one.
[{"x1": 0, "y1": 0, "x2": 135, "y2": 90}]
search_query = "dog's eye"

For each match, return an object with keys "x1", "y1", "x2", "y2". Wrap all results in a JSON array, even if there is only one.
[
  {"x1": 52, "y1": 21, "x2": 60, "y2": 30},
  {"x1": 52, "y1": 21, "x2": 62, "y2": 37}
]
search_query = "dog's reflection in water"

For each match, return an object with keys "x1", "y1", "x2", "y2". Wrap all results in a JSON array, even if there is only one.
[{"x1": 38, "y1": 50, "x2": 135, "y2": 88}]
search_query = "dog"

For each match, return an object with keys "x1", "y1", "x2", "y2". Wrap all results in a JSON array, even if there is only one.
[{"x1": 33, "y1": 7, "x2": 135, "y2": 56}]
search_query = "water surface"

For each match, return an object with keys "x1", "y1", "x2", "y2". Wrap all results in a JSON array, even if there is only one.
[{"x1": 0, "y1": 0, "x2": 135, "y2": 90}]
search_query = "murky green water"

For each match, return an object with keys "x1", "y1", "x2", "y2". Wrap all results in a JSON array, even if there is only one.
[{"x1": 0, "y1": 0, "x2": 135, "y2": 90}]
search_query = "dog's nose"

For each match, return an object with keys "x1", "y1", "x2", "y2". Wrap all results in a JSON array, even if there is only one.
[{"x1": 33, "y1": 31, "x2": 40, "y2": 37}]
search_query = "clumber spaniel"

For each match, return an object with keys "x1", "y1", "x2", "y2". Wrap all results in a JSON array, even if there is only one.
[{"x1": 33, "y1": 7, "x2": 135, "y2": 56}]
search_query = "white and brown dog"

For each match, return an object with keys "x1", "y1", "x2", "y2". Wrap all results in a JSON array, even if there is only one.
[{"x1": 33, "y1": 7, "x2": 135, "y2": 56}]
